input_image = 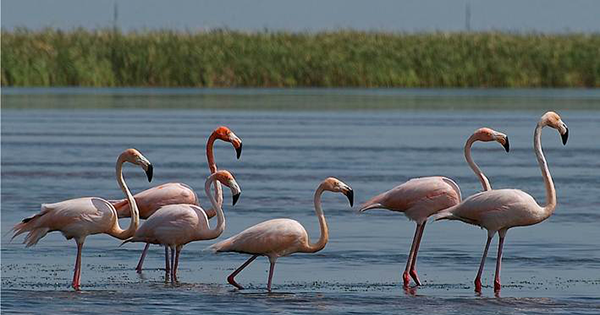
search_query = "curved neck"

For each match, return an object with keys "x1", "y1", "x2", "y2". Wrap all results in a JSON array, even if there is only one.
[
  {"x1": 109, "y1": 157, "x2": 139, "y2": 239},
  {"x1": 534, "y1": 122, "x2": 557, "y2": 217},
  {"x1": 465, "y1": 135, "x2": 492, "y2": 191},
  {"x1": 304, "y1": 185, "x2": 329, "y2": 253},
  {"x1": 203, "y1": 175, "x2": 225, "y2": 240},
  {"x1": 206, "y1": 132, "x2": 224, "y2": 206}
]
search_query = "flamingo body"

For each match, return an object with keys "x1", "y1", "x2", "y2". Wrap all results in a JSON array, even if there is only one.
[
  {"x1": 435, "y1": 189, "x2": 545, "y2": 231},
  {"x1": 112, "y1": 183, "x2": 198, "y2": 219},
  {"x1": 126, "y1": 204, "x2": 210, "y2": 246},
  {"x1": 361, "y1": 176, "x2": 462, "y2": 224},
  {"x1": 211, "y1": 218, "x2": 309, "y2": 258}
]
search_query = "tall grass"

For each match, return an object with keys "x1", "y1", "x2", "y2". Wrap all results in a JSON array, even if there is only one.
[{"x1": 2, "y1": 28, "x2": 599, "y2": 87}]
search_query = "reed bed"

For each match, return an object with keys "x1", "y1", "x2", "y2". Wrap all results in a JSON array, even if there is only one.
[{"x1": 2, "y1": 28, "x2": 599, "y2": 87}]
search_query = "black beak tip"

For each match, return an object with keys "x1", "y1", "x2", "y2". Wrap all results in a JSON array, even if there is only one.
[
  {"x1": 232, "y1": 193, "x2": 241, "y2": 206},
  {"x1": 146, "y1": 164, "x2": 153, "y2": 182},
  {"x1": 236, "y1": 143, "x2": 243, "y2": 159},
  {"x1": 561, "y1": 128, "x2": 569, "y2": 145},
  {"x1": 503, "y1": 137, "x2": 510, "y2": 152},
  {"x1": 346, "y1": 189, "x2": 354, "y2": 208}
]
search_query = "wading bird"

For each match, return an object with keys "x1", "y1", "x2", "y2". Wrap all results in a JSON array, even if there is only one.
[
  {"x1": 434, "y1": 111, "x2": 568, "y2": 293},
  {"x1": 11, "y1": 148, "x2": 153, "y2": 290},
  {"x1": 110, "y1": 126, "x2": 242, "y2": 273},
  {"x1": 209, "y1": 177, "x2": 353, "y2": 292},
  {"x1": 122, "y1": 170, "x2": 241, "y2": 282},
  {"x1": 359, "y1": 127, "x2": 509, "y2": 287}
]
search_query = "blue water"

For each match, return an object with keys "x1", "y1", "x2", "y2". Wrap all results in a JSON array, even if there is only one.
[{"x1": 2, "y1": 88, "x2": 600, "y2": 314}]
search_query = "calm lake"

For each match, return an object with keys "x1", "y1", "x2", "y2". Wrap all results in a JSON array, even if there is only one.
[{"x1": 2, "y1": 88, "x2": 599, "y2": 314}]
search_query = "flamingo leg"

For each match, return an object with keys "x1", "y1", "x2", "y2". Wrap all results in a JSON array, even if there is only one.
[
  {"x1": 403, "y1": 223, "x2": 422, "y2": 287},
  {"x1": 494, "y1": 234, "x2": 506, "y2": 293},
  {"x1": 173, "y1": 246, "x2": 182, "y2": 283},
  {"x1": 227, "y1": 255, "x2": 258, "y2": 290},
  {"x1": 164, "y1": 246, "x2": 170, "y2": 273},
  {"x1": 135, "y1": 243, "x2": 150, "y2": 273},
  {"x1": 170, "y1": 247, "x2": 176, "y2": 282},
  {"x1": 72, "y1": 240, "x2": 84, "y2": 291},
  {"x1": 474, "y1": 235, "x2": 493, "y2": 293},
  {"x1": 409, "y1": 221, "x2": 426, "y2": 286},
  {"x1": 267, "y1": 261, "x2": 276, "y2": 292}
]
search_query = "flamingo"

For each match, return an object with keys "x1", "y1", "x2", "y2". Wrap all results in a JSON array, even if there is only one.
[
  {"x1": 111, "y1": 126, "x2": 242, "y2": 273},
  {"x1": 359, "y1": 127, "x2": 509, "y2": 287},
  {"x1": 11, "y1": 148, "x2": 153, "y2": 290},
  {"x1": 121, "y1": 170, "x2": 241, "y2": 282},
  {"x1": 434, "y1": 111, "x2": 568, "y2": 293},
  {"x1": 209, "y1": 177, "x2": 353, "y2": 292}
]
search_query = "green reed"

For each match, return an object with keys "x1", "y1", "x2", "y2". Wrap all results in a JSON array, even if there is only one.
[{"x1": 2, "y1": 28, "x2": 599, "y2": 87}]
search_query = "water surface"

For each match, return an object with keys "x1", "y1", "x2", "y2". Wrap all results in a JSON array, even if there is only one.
[{"x1": 2, "y1": 88, "x2": 600, "y2": 314}]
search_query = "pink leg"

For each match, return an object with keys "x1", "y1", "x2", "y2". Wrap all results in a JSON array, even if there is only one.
[
  {"x1": 494, "y1": 234, "x2": 506, "y2": 293},
  {"x1": 474, "y1": 235, "x2": 493, "y2": 293},
  {"x1": 409, "y1": 222, "x2": 426, "y2": 286},
  {"x1": 173, "y1": 247, "x2": 181, "y2": 282},
  {"x1": 170, "y1": 247, "x2": 176, "y2": 282},
  {"x1": 267, "y1": 260, "x2": 276, "y2": 292},
  {"x1": 227, "y1": 255, "x2": 258, "y2": 290},
  {"x1": 72, "y1": 240, "x2": 84, "y2": 291},
  {"x1": 164, "y1": 246, "x2": 170, "y2": 273},
  {"x1": 403, "y1": 223, "x2": 423, "y2": 287},
  {"x1": 135, "y1": 243, "x2": 150, "y2": 273}
]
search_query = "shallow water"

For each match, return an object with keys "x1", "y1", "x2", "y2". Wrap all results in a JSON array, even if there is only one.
[{"x1": 2, "y1": 88, "x2": 600, "y2": 314}]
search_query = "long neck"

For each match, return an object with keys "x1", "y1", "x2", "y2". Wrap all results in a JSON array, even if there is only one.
[
  {"x1": 534, "y1": 122, "x2": 557, "y2": 217},
  {"x1": 206, "y1": 132, "x2": 224, "y2": 206},
  {"x1": 304, "y1": 185, "x2": 329, "y2": 253},
  {"x1": 465, "y1": 135, "x2": 492, "y2": 191},
  {"x1": 109, "y1": 157, "x2": 139, "y2": 239},
  {"x1": 203, "y1": 176, "x2": 225, "y2": 240}
]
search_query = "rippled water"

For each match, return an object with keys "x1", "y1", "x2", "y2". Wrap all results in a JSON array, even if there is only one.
[{"x1": 2, "y1": 88, "x2": 600, "y2": 314}]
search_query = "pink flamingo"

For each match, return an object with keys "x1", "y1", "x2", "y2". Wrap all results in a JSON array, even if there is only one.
[
  {"x1": 434, "y1": 111, "x2": 568, "y2": 293},
  {"x1": 209, "y1": 177, "x2": 353, "y2": 292},
  {"x1": 359, "y1": 127, "x2": 509, "y2": 287},
  {"x1": 11, "y1": 148, "x2": 153, "y2": 290},
  {"x1": 111, "y1": 126, "x2": 242, "y2": 273},
  {"x1": 122, "y1": 170, "x2": 241, "y2": 282}
]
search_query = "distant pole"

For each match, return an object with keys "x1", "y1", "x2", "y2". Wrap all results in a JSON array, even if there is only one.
[
  {"x1": 113, "y1": 1, "x2": 119, "y2": 31},
  {"x1": 465, "y1": 1, "x2": 471, "y2": 32}
]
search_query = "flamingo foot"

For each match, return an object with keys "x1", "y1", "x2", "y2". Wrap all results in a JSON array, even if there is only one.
[
  {"x1": 494, "y1": 280, "x2": 501, "y2": 292},
  {"x1": 135, "y1": 266, "x2": 143, "y2": 274},
  {"x1": 402, "y1": 271, "x2": 411, "y2": 287},
  {"x1": 409, "y1": 269, "x2": 422, "y2": 286},
  {"x1": 474, "y1": 278, "x2": 482, "y2": 293},
  {"x1": 227, "y1": 275, "x2": 245, "y2": 290},
  {"x1": 72, "y1": 282, "x2": 80, "y2": 291}
]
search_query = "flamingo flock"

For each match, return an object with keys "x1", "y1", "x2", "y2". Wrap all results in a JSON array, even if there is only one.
[{"x1": 11, "y1": 112, "x2": 569, "y2": 295}]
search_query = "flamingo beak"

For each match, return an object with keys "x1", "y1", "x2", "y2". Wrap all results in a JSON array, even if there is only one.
[
  {"x1": 561, "y1": 127, "x2": 569, "y2": 145},
  {"x1": 146, "y1": 164, "x2": 153, "y2": 182},
  {"x1": 232, "y1": 192, "x2": 241, "y2": 206},
  {"x1": 236, "y1": 143, "x2": 243, "y2": 159},
  {"x1": 345, "y1": 189, "x2": 354, "y2": 207},
  {"x1": 502, "y1": 137, "x2": 510, "y2": 152}
]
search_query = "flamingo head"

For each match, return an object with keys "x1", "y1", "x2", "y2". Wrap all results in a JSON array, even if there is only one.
[
  {"x1": 321, "y1": 177, "x2": 354, "y2": 207},
  {"x1": 214, "y1": 126, "x2": 243, "y2": 159},
  {"x1": 541, "y1": 111, "x2": 569, "y2": 145},
  {"x1": 121, "y1": 148, "x2": 153, "y2": 182},
  {"x1": 213, "y1": 170, "x2": 242, "y2": 205},
  {"x1": 474, "y1": 127, "x2": 510, "y2": 152}
]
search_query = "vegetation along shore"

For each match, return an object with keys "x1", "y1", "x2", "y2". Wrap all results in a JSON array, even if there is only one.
[{"x1": 2, "y1": 29, "x2": 599, "y2": 88}]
